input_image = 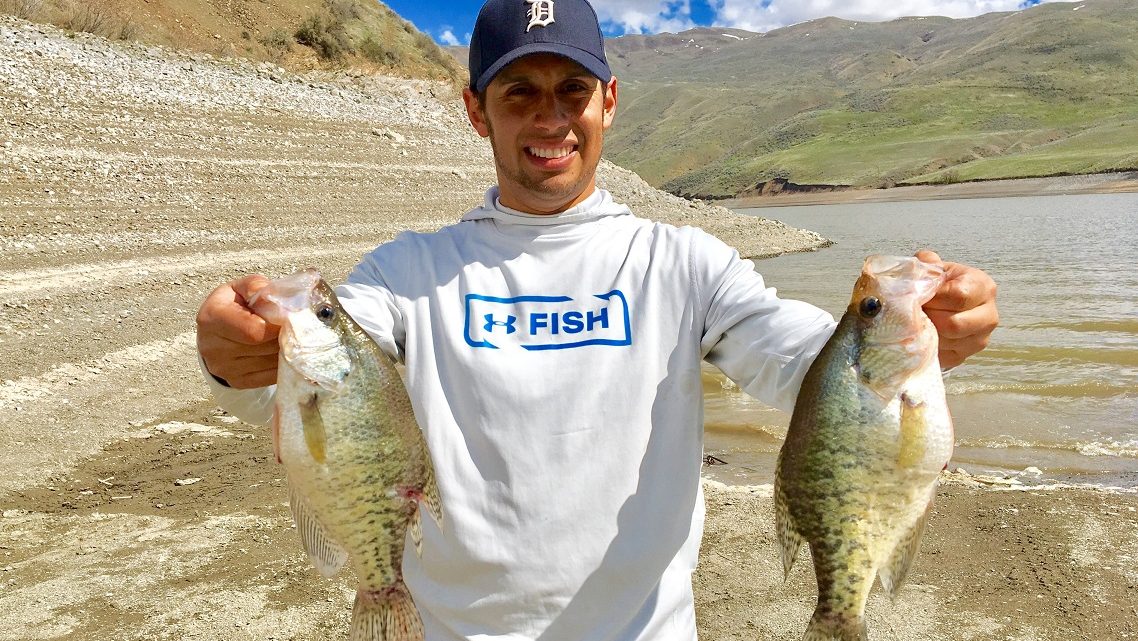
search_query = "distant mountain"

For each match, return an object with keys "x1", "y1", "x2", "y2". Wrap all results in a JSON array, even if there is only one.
[{"x1": 600, "y1": 0, "x2": 1138, "y2": 197}]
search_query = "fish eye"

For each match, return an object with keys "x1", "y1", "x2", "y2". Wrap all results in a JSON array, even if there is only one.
[
  {"x1": 316, "y1": 304, "x2": 336, "y2": 323},
  {"x1": 859, "y1": 296, "x2": 882, "y2": 318}
]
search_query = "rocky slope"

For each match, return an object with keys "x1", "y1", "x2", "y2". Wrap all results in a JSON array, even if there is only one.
[{"x1": 3, "y1": 0, "x2": 466, "y2": 81}]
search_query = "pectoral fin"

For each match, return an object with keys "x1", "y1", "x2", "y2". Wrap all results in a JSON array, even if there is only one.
[
  {"x1": 409, "y1": 510, "x2": 423, "y2": 557},
  {"x1": 299, "y1": 394, "x2": 327, "y2": 464},
  {"x1": 898, "y1": 392, "x2": 927, "y2": 469},
  {"x1": 271, "y1": 408, "x2": 282, "y2": 464}
]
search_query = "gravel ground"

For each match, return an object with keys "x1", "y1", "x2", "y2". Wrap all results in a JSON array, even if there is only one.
[{"x1": 3, "y1": 15, "x2": 1134, "y2": 641}]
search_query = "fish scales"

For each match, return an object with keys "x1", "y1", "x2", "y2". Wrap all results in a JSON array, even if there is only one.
[
  {"x1": 253, "y1": 269, "x2": 442, "y2": 641},
  {"x1": 775, "y1": 255, "x2": 953, "y2": 641}
]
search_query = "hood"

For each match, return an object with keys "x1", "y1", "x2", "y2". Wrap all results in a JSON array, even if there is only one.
[{"x1": 460, "y1": 186, "x2": 633, "y2": 226}]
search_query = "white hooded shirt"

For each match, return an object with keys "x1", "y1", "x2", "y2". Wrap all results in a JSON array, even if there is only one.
[{"x1": 206, "y1": 187, "x2": 836, "y2": 641}]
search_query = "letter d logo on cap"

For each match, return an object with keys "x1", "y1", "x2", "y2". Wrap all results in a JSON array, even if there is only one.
[{"x1": 526, "y1": 0, "x2": 555, "y2": 31}]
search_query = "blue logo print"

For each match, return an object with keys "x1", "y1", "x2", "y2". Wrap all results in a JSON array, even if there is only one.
[
  {"x1": 464, "y1": 291, "x2": 632, "y2": 350},
  {"x1": 483, "y1": 314, "x2": 518, "y2": 335}
]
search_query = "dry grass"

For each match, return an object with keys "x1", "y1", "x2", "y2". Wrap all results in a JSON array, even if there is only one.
[
  {"x1": 57, "y1": 1, "x2": 138, "y2": 41},
  {"x1": 61, "y1": 3, "x2": 115, "y2": 35},
  {"x1": 294, "y1": 13, "x2": 350, "y2": 60},
  {"x1": 0, "y1": 0, "x2": 44, "y2": 19}
]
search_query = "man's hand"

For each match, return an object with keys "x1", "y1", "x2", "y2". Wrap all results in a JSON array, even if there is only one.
[
  {"x1": 917, "y1": 250, "x2": 999, "y2": 370},
  {"x1": 195, "y1": 275, "x2": 280, "y2": 389}
]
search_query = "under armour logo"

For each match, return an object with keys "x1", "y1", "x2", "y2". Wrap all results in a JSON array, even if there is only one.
[
  {"x1": 483, "y1": 313, "x2": 518, "y2": 334},
  {"x1": 525, "y1": 0, "x2": 554, "y2": 32}
]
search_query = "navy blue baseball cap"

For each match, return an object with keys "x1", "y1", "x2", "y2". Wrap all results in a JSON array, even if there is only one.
[{"x1": 468, "y1": 0, "x2": 612, "y2": 93}]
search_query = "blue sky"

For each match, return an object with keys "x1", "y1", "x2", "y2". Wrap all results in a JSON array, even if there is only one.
[{"x1": 383, "y1": 0, "x2": 1072, "y2": 46}]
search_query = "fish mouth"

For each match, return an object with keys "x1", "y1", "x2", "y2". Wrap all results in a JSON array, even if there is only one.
[
  {"x1": 249, "y1": 268, "x2": 321, "y2": 325},
  {"x1": 863, "y1": 255, "x2": 944, "y2": 306},
  {"x1": 250, "y1": 269, "x2": 350, "y2": 392}
]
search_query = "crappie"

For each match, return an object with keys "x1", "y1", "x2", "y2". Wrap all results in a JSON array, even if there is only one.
[
  {"x1": 250, "y1": 269, "x2": 442, "y2": 641},
  {"x1": 774, "y1": 256, "x2": 953, "y2": 641}
]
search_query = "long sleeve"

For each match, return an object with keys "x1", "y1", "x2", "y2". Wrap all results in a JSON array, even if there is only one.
[
  {"x1": 197, "y1": 354, "x2": 276, "y2": 426},
  {"x1": 336, "y1": 247, "x2": 407, "y2": 364},
  {"x1": 694, "y1": 231, "x2": 837, "y2": 412}
]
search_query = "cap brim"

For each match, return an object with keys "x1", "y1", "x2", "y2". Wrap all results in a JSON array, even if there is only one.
[{"x1": 473, "y1": 42, "x2": 612, "y2": 93}]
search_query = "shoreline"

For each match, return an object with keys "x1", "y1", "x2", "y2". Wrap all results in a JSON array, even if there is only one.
[
  {"x1": 696, "y1": 476, "x2": 1138, "y2": 640},
  {"x1": 723, "y1": 171, "x2": 1138, "y2": 208}
]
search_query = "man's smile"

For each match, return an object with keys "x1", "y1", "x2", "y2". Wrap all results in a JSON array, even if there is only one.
[{"x1": 526, "y1": 145, "x2": 577, "y2": 159}]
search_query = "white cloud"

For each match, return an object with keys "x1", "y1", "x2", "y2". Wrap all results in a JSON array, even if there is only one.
[
  {"x1": 591, "y1": 0, "x2": 697, "y2": 34},
  {"x1": 710, "y1": 0, "x2": 1070, "y2": 32},
  {"x1": 438, "y1": 28, "x2": 461, "y2": 46}
]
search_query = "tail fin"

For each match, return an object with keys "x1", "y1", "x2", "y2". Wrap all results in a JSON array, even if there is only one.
[
  {"x1": 350, "y1": 583, "x2": 424, "y2": 641},
  {"x1": 802, "y1": 611, "x2": 867, "y2": 641}
]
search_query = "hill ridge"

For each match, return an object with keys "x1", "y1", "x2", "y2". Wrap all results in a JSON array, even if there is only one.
[{"x1": 601, "y1": 0, "x2": 1138, "y2": 197}]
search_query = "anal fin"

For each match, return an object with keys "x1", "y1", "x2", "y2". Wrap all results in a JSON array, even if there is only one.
[{"x1": 289, "y1": 484, "x2": 348, "y2": 578}]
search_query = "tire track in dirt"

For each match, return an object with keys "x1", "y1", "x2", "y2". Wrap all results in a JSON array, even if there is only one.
[
  {"x1": 0, "y1": 242, "x2": 380, "y2": 299},
  {"x1": 4, "y1": 143, "x2": 498, "y2": 176}
]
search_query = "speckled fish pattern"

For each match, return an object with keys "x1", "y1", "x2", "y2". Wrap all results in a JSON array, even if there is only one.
[
  {"x1": 256, "y1": 269, "x2": 441, "y2": 641},
  {"x1": 774, "y1": 256, "x2": 953, "y2": 641}
]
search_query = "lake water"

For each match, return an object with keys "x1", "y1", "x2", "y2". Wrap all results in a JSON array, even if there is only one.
[{"x1": 701, "y1": 192, "x2": 1138, "y2": 488}]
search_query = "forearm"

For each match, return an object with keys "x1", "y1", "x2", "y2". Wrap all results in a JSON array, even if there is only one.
[{"x1": 705, "y1": 302, "x2": 836, "y2": 412}]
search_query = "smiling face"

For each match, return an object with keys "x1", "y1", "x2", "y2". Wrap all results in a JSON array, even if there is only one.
[{"x1": 463, "y1": 53, "x2": 618, "y2": 214}]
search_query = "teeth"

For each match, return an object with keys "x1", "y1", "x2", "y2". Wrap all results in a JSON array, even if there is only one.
[{"x1": 528, "y1": 146, "x2": 574, "y2": 159}]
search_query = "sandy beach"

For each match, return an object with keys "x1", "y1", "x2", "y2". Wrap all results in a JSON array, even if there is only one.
[
  {"x1": 2, "y1": 15, "x2": 1137, "y2": 641},
  {"x1": 724, "y1": 172, "x2": 1138, "y2": 209}
]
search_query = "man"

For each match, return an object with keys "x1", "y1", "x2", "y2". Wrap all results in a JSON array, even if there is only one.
[{"x1": 196, "y1": 0, "x2": 999, "y2": 639}]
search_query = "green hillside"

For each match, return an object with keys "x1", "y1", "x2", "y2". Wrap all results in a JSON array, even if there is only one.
[{"x1": 603, "y1": 0, "x2": 1138, "y2": 198}]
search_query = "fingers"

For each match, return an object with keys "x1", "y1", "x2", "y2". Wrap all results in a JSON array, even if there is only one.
[
  {"x1": 930, "y1": 307, "x2": 995, "y2": 369},
  {"x1": 928, "y1": 267, "x2": 996, "y2": 316},
  {"x1": 916, "y1": 249, "x2": 999, "y2": 367},
  {"x1": 216, "y1": 362, "x2": 279, "y2": 389},
  {"x1": 925, "y1": 299, "x2": 1000, "y2": 341},
  {"x1": 914, "y1": 249, "x2": 942, "y2": 266},
  {"x1": 199, "y1": 276, "x2": 279, "y2": 344},
  {"x1": 196, "y1": 275, "x2": 281, "y2": 389},
  {"x1": 232, "y1": 274, "x2": 271, "y2": 305}
]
